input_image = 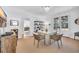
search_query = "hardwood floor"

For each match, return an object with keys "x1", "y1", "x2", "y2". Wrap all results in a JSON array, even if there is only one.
[{"x1": 16, "y1": 36, "x2": 79, "y2": 53}]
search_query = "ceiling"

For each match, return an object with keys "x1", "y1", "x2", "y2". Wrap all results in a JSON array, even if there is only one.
[{"x1": 1, "y1": 6, "x2": 78, "y2": 17}]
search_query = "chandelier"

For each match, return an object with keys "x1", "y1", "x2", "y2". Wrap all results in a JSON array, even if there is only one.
[{"x1": 42, "y1": 6, "x2": 51, "y2": 12}]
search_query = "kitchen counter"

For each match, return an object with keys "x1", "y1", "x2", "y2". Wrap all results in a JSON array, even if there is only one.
[{"x1": 1, "y1": 32, "x2": 13, "y2": 37}]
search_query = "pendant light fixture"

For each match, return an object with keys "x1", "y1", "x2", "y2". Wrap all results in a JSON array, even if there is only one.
[{"x1": 42, "y1": 6, "x2": 51, "y2": 12}]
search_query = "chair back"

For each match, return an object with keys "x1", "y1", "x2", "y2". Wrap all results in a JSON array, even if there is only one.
[
  {"x1": 50, "y1": 34, "x2": 63, "y2": 41},
  {"x1": 33, "y1": 34, "x2": 40, "y2": 40},
  {"x1": 58, "y1": 34, "x2": 63, "y2": 39},
  {"x1": 33, "y1": 32, "x2": 45, "y2": 40}
]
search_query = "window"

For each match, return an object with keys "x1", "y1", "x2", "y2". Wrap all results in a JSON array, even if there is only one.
[
  {"x1": 54, "y1": 16, "x2": 68, "y2": 30},
  {"x1": 61, "y1": 16, "x2": 68, "y2": 29},
  {"x1": 54, "y1": 17, "x2": 60, "y2": 30}
]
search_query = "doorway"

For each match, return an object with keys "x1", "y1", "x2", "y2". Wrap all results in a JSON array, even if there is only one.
[{"x1": 23, "y1": 20, "x2": 31, "y2": 37}]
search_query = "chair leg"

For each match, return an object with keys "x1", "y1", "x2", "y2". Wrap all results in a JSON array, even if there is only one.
[
  {"x1": 60, "y1": 39, "x2": 62, "y2": 46},
  {"x1": 57, "y1": 41, "x2": 60, "y2": 48},
  {"x1": 74, "y1": 35, "x2": 75, "y2": 40},
  {"x1": 37, "y1": 40, "x2": 40, "y2": 48},
  {"x1": 49, "y1": 39, "x2": 51, "y2": 45},
  {"x1": 34, "y1": 39, "x2": 35, "y2": 45},
  {"x1": 44, "y1": 39, "x2": 46, "y2": 45}
]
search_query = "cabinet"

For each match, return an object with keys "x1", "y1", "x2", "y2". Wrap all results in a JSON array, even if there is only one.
[
  {"x1": 1, "y1": 35, "x2": 17, "y2": 53},
  {"x1": 34, "y1": 21, "x2": 45, "y2": 32}
]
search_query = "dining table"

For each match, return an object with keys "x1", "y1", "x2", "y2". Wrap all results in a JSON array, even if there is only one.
[{"x1": 38, "y1": 31, "x2": 50, "y2": 46}]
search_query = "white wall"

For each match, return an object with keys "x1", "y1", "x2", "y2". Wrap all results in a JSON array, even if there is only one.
[
  {"x1": 49, "y1": 7, "x2": 79, "y2": 39},
  {"x1": 4, "y1": 17, "x2": 23, "y2": 38},
  {"x1": 1, "y1": 7, "x2": 79, "y2": 39},
  {"x1": 2, "y1": 15, "x2": 48, "y2": 38}
]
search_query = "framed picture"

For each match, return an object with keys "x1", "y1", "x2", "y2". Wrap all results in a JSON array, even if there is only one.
[{"x1": 10, "y1": 20, "x2": 19, "y2": 26}]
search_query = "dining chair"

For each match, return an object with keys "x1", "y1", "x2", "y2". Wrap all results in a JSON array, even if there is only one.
[
  {"x1": 49, "y1": 34, "x2": 63, "y2": 48},
  {"x1": 33, "y1": 33, "x2": 45, "y2": 48}
]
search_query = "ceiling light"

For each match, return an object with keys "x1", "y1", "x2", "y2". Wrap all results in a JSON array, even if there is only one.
[{"x1": 42, "y1": 6, "x2": 51, "y2": 12}]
